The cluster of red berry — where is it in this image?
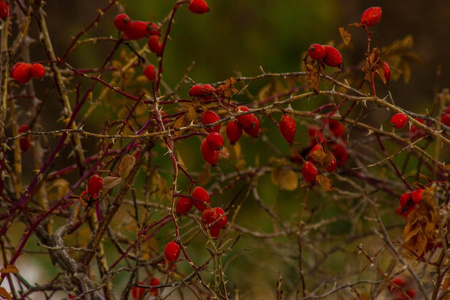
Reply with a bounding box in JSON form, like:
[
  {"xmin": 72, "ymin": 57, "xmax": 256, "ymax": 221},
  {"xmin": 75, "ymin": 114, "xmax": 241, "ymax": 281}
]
[
  {"xmin": 79, "ymin": 175, "xmax": 103, "ymax": 207},
  {"xmin": 308, "ymin": 44, "xmax": 343, "ymax": 69},
  {"xmin": 0, "ymin": 0, "xmax": 7, "ymax": 19},
  {"xmin": 114, "ymin": 14, "xmax": 161, "ymax": 41},
  {"xmin": 388, "ymin": 276, "xmax": 417, "ymax": 300},
  {"xmin": 396, "ymin": 188, "xmax": 424, "ymax": 218},
  {"xmin": 10, "ymin": 62, "xmax": 45, "ymax": 84}
]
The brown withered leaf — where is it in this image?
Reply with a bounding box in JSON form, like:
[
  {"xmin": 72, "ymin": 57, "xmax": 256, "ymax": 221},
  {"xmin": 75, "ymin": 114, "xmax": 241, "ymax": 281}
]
[
  {"xmin": 441, "ymin": 276, "xmax": 450, "ymax": 300},
  {"xmin": 103, "ymin": 176, "xmax": 123, "ymax": 192},
  {"xmin": 339, "ymin": 27, "xmax": 351, "ymax": 45},
  {"xmin": 271, "ymin": 167, "xmax": 298, "ymax": 191},
  {"xmin": 362, "ymin": 48, "xmax": 381, "ymax": 82},
  {"xmin": 0, "ymin": 287, "xmax": 11, "ymax": 300},
  {"xmin": 375, "ymin": 63, "xmax": 387, "ymax": 84},
  {"xmin": 0, "ymin": 264, "xmax": 19, "ymax": 274},
  {"xmin": 217, "ymin": 77, "xmax": 239, "ymax": 99},
  {"xmin": 316, "ymin": 174, "xmax": 334, "ymax": 192},
  {"xmin": 119, "ymin": 155, "xmax": 136, "ymax": 178},
  {"xmin": 47, "ymin": 178, "xmax": 70, "ymax": 201},
  {"xmin": 306, "ymin": 63, "xmax": 320, "ymax": 93},
  {"xmin": 403, "ymin": 187, "xmax": 438, "ymax": 259},
  {"xmin": 173, "ymin": 105, "xmax": 197, "ymax": 136},
  {"xmin": 309, "ymin": 149, "xmax": 335, "ymax": 171}
]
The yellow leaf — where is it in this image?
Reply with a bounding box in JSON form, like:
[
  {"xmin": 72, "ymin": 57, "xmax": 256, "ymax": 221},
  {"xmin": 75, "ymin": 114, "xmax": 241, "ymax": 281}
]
[
  {"xmin": 310, "ymin": 149, "xmax": 335, "ymax": 171},
  {"xmin": 339, "ymin": 27, "xmax": 351, "ymax": 45},
  {"xmin": 103, "ymin": 176, "xmax": 122, "ymax": 192},
  {"xmin": 119, "ymin": 155, "xmax": 136, "ymax": 178},
  {"xmin": 271, "ymin": 167, "xmax": 298, "ymax": 191},
  {"xmin": 0, "ymin": 264, "xmax": 19, "ymax": 274},
  {"xmin": 316, "ymin": 174, "xmax": 334, "ymax": 192},
  {"xmin": 306, "ymin": 63, "xmax": 320, "ymax": 93},
  {"xmin": 47, "ymin": 178, "xmax": 70, "ymax": 201}
]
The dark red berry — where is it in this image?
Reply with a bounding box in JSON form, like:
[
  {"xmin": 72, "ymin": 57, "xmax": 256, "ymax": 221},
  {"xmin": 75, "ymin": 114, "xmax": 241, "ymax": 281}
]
[
  {"xmin": 399, "ymin": 192, "xmax": 411, "ymax": 208},
  {"xmin": 202, "ymin": 207, "xmax": 227, "ymax": 239},
  {"xmin": 308, "ymin": 43, "xmax": 326, "ymax": 60},
  {"xmin": 88, "ymin": 175, "xmax": 103, "ymax": 196},
  {"xmin": 391, "ymin": 113, "xmax": 407, "ymax": 129},
  {"xmin": 202, "ymin": 110, "xmax": 221, "ymax": 133},
  {"xmin": 176, "ymin": 197, "xmax": 193, "ymax": 215},
  {"xmin": 326, "ymin": 157, "xmax": 337, "ymax": 172},
  {"xmin": 148, "ymin": 277, "xmax": 159, "ymax": 296},
  {"xmin": 147, "ymin": 35, "xmax": 163, "ymax": 55},
  {"xmin": 114, "ymin": 14, "xmax": 130, "ymax": 31},
  {"xmin": 13, "ymin": 63, "xmax": 32, "ymax": 84},
  {"xmin": 323, "ymin": 45, "xmax": 343, "ymax": 68},
  {"xmin": 146, "ymin": 22, "xmax": 161, "ymax": 36},
  {"xmin": 188, "ymin": 0, "xmax": 210, "ymax": 14},
  {"xmin": 243, "ymin": 117, "xmax": 260, "ymax": 138},
  {"xmin": 164, "ymin": 241, "xmax": 180, "ymax": 262},
  {"xmin": 0, "ymin": 1, "xmax": 8, "ymax": 19},
  {"xmin": 206, "ymin": 132, "xmax": 224, "ymax": 150},
  {"xmin": 382, "ymin": 62, "xmax": 391, "ymax": 82},
  {"xmin": 143, "ymin": 64, "xmax": 156, "ymax": 81},
  {"xmin": 330, "ymin": 143, "xmax": 348, "ymax": 166},
  {"xmin": 202, "ymin": 84, "xmax": 215, "ymax": 96},
  {"xmin": 226, "ymin": 121, "xmax": 243, "ymax": 145},
  {"xmin": 302, "ymin": 161, "xmax": 318, "ymax": 183},
  {"xmin": 189, "ymin": 84, "xmax": 204, "ymax": 97},
  {"xmin": 236, "ymin": 106, "xmax": 257, "ymax": 128},
  {"xmin": 279, "ymin": 114, "xmax": 296, "ymax": 144},
  {"xmin": 411, "ymin": 189, "xmax": 424, "ymax": 204},
  {"xmin": 389, "ymin": 276, "xmax": 407, "ymax": 293},
  {"xmin": 327, "ymin": 119, "xmax": 345, "ymax": 137},
  {"xmin": 441, "ymin": 113, "xmax": 450, "ymax": 127},
  {"xmin": 192, "ymin": 186, "xmax": 210, "ymax": 212},
  {"xmin": 410, "ymin": 118, "xmax": 425, "ymax": 134},
  {"xmin": 131, "ymin": 282, "xmax": 145, "ymax": 299},
  {"xmin": 30, "ymin": 63, "xmax": 45, "ymax": 79},
  {"xmin": 10, "ymin": 62, "xmax": 24, "ymax": 78},
  {"xmin": 201, "ymin": 138, "xmax": 219, "ymax": 166},
  {"xmin": 406, "ymin": 288, "xmax": 417, "ymax": 299},
  {"xmin": 122, "ymin": 21, "xmax": 149, "ymax": 40},
  {"xmin": 360, "ymin": 7, "xmax": 382, "ymax": 27}
]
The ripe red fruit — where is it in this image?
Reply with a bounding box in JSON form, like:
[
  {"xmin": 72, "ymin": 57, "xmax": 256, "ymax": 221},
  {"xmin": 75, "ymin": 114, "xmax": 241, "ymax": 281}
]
[
  {"xmin": 88, "ymin": 175, "xmax": 103, "ymax": 197},
  {"xmin": 0, "ymin": 1, "xmax": 8, "ymax": 19},
  {"xmin": 143, "ymin": 64, "xmax": 156, "ymax": 82},
  {"xmin": 382, "ymin": 62, "xmax": 391, "ymax": 82},
  {"xmin": 164, "ymin": 241, "xmax": 180, "ymax": 262},
  {"xmin": 327, "ymin": 119, "xmax": 345, "ymax": 137},
  {"xmin": 10, "ymin": 63, "xmax": 24, "ymax": 78},
  {"xmin": 202, "ymin": 207, "xmax": 227, "ymax": 239},
  {"xmin": 206, "ymin": 132, "xmax": 224, "ymax": 150},
  {"xmin": 30, "ymin": 63, "xmax": 45, "ymax": 79},
  {"xmin": 236, "ymin": 106, "xmax": 257, "ymax": 129},
  {"xmin": 202, "ymin": 84, "xmax": 215, "ymax": 96},
  {"xmin": 226, "ymin": 121, "xmax": 243, "ymax": 145},
  {"xmin": 391, "ymin": 113, "xmax": 407, "ymax": 129},
  {"xmin": 192, "ymin": 186, "xmax": 210, "ymax": 212},
  {"xmin": 114, "ymin": 14, "xmax": 130, "ymax": 31},
  {"xmin": 201, "ymin": 138, "xmax": 219, "ymax": 166},
  {"xmin": 131, "ymin": 282, "xmax": 146, "ymax": 299},
  {"xmin": 18, "ymin": 125, "xmax": 31, "ymax": 153},
  {"xmin": 146, "ymin": 23, "xmax": 161, "ymax": 36},
  {"xmin": 406, "ymin": 288, "xmax": 417, "ymax": 298},
  {"xmin": 360, "ymin": 7, "xmax": 382, "ymax": 27},
  {"xmin": 122, "ymin": 21, "xmax": 149, "ymax": 40},
  {"xmin": 176, "ymin": 197, "xmax": 193, "ymax": 215},
  {"xmin": 18, "ymin": 125, "xmax": 29, "ymax": 134},
  {"xmin": 147, "ymin": 35, "xmax": 163, "ymax": 55},
  {"xmin": 188, "ymin": 0, "xmax": 210, "ymax": 14},
  {"xmin": 389, "ymin": 276, "xmax": 407, "ymax": 293},
  {"xmin": 326, "ymin": 157, "xmax": 337, "ymax": 172},
  {"xmin": 302, "ymin": 161, "xmax": 318, "ymax": 183},
  {"xmin": 411, "ymin": 189, "xmax": 424, "ymax": 204},
  {"xmin": 243, "ymin": 117, "xmax": 260, "ymax": 138},
  {"xmin": 189, "ymin": 84, "xmax": 204, "ymax": 97},
  {"xmin": 279, "ymin": 114, "xmax": 296, "ymax": 144},
  {"xmin": 441, "ymin": 113, "xmax": 450, "ymax": 127},
  {"xmin": 323, "ymin": 45, "xmax": 343, "ymax": 68},
  {"xmin": 13, "ymin": 63, "xmax": 32, "ymax": 84},
  {"xmin": 148, "ymin": 277, "xmax": 159, "ymax": 296},
  {"xmin": 330, "ymin": 143, "xmax": 348, "ymax": 166},
  {"xmin": 202, "ymin": 110, "xmax": 221, "ymax": 133},
  {"xmin": 308, "ymin": 43, "xmax": 326, "ymax": 60},
  {"xmin": 399, "ymin": 192, "xmax": 411, "ymax": 208},
  {"xmin": 409, "ymin": 118, "xmax": 425, "ymax": 135}
]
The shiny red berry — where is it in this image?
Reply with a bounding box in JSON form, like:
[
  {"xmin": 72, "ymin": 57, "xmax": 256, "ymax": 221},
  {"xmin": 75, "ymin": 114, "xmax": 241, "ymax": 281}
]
[
  {"xmin": 88, "ymin": 175, "xmax": 103, "ymax": 196},
  {"xmin": 202, "ymin": 84, "xmax": 215, "ymax": 96},
  {"xmin": 279, "ymin": 114, "xmax": 296, "ymax": 144},
  {"xmin": 147, "ymin": 35, "xmax": 163, "ymax": 55},
  {"xmin": 164, "ymin": 241, "xmax": 180, "ymax": 262},
  {"xmin": 330, "ymin": 143, "xmax": 348, "ymax": 166},
  {"xmin": 399, "ymin": 192, "xmax": 411, "ymax": 208},
  {"xmin": 0, "ymin": 1, "xmax": 8, "ymax": 19},
  {"xmin": 188, "ymin": 0, "xmax": 210, "ymax": 14},
  {"xmin": 441, "ymin": 113, "xmax": 450, "ymax": 127},
  {"xmin": 206, "ymin": 132, "xmax": 224, "ymax": 150},
  {"xmin": 143, "ymin": 64, "xmax": 156, "ymax": 81},
  {"xmin": 131, "ymin": 282, "xmax": 145, "ymax": 299},
  {"xmin": 323, "ymin": 45, "xmax": 343, "ymax": 68},
  {"xmin": 391, "ymin": 113, "xmax": 407, "ymax": 129},
  {"xmin": 146, "ymin": 23, "xmax": 161, "ymax": 36},
  {"xmin": 308, "ymin": 43, "xmax": 326, "ymax": 60},
  {"xmin": 10, "ymin": 62, "xmax": 24, "ymax": 78},
  {"xmin": 201, "ymin": 138, "xmax": 219, "ymax": 166},
  {"xmin": 327, "ymin": 119, "xmax": 345, "ymax": 137},
  {"xmin": 326, "ymin": 157, "xmax": 337, "ymax": 172},
  {"xmin": 13, "ymin": 63, "xmax": 32, "ymax": 84},
  {"xmin": 30, "ymin": 63, "xmax": 45, "ymax": 79},
  {"xmin": 243, "ymin": 117, "xmax": 260, "ymax": 138},
  {"xmin": 202, "ymin": 207, "xmax": 227, "ymax": 239},
  {"xmin": 176, "ymin": 197, "xmax": 193, "ymax": 215},
  {"xmin": 122, "ymin": 21, "xmax": 148, "ymax": 40},
  {"xmin": 360, "ymin": 7, "xmax": 382, "ymax": 27},
  {"xmin": 382, "ymin": 62, "xmax": 391, "ymax": 82},
  {"xmin": 226, "ymin": 121, "xmax": 243, "ymax": 145},
  {"xmin": 236, "ymin": 106, "xmax": 257, "ymax": 128},
  {"xmin": 302, "ymin": 161, "xmax": 318, "ymax": 183},
  {"xmin": 192, "ymin": 186, "xmax": 210, "ymax": 212},
  {"xmin": 202, "ymin": 110, "xmax": 221, "ymax": 133},
  {"xmin": 189, "ymin": 84, "xmax": 204, "ymax": 97},
  {"xmin": 114, "ymin": 14, "xmax": 130, "ymax": 31},
  {"xmin": 411, "ymin": 189, "xmax": 424, "ymax": 204}
]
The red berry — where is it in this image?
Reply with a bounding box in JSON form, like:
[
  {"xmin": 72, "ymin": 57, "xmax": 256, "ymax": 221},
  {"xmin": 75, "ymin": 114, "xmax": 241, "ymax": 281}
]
[
  {"xmin": 202, "ymin": 207, "xmax": 227, "ymax": 239},
  {"xmin": 147, "ymin": 35, "xmax": 163, "ymax": 55},
  {"xmin": 131, "ymin": 282, "xmax": 145, "ymax": 299},
  {"xmin": 202, "ymin": 84, "xmax": 215, "ymax": 96},
  {"xmin": 143, "ymin": 64, "xmax": 156, "ymax": 82},
  {"xmin": 176, "ymin": 197, "xmax": 193, "ymax": 215},
  {"xmin": 10, "ymin": 62, "xmax": 24, "ymax": 78},
  {"xmin": 202, "ymin": 110, "xmax": 221, "ymax": 133},
  {"xmin": 201, "ymin": 138, "xmax": 219, "ymax": 166},
  {"xmin": 410, "ymin": 118, "xmax": 425, "ymax": 134},
  {"xmin": 192, "ymin": 186, "xmax": 210, "ymax": 212},
  {"xmin": 389, "ymin": 276, "xmax": 407, "ymax": 293},
  {"xmin": 148, "ymin": 277, "xmax": 159, "ymax": 296},
  {"xmin": 13, "ymin": 63, "xmax": 32, "ymax": 84},
  {"xmin": 164, "ymin": 241, "xmax": 180, "ymax": 262},
  {"xmin": 279, "ymin": 114, "xmax": 296, "ymax": 144},
  {"xmin": 114, "ymin": 14, "xmax": 130, "ymax": 31},
  {"xmin": 189, "ymin": 84, "xmax": 204, "ymax": 97},
  {"xmin": 360, "ymin": 7, "xmax": 382, "ymax": 27},
  {"xmin": 406, "ymin": 288, "xmax": 417, "ymax": 298},
  {"xmin": 88, "ymin": 175, "xmax": 103, "ymax": 196},
  {"xmin": 411, "ymin": 189, "xmax": 423, "ymax": 204},
  {"xmin": 382, "ymin": 62, "xmax": 391, "ymax": 82},
  {"xmin": 391, "ymin": 113, "xmax": 407, "ymax": 129},
  {"xmin": 146, "ymin": 22, "xmax": 161, "ymax": 36},
  {"xmin": 122, "ymin": 21, "xmax": 149, "ymax": 40},
  {"xmin": 308, "ymin": 43, "xmax": 326, "ymax": 60},
  {"xmin": 330, "ymin": 143, "xmax": 348, "ymax": 166},
  {"xmin": 188, "ymin": 0, "xmax": 210, "ymax": 14},
  {"xmin": 18, "ymin": 125, "xmax": 29, "ymax": 134},
  {"xmin": 236, "ymin": 106, "xmax": 257, "ymax": 128},
  {"xmin": 399, "ymin": 192, "xmax": 411, "ymax": 208},
  {"xmin": 30, "ymin": 63, "xmax": 45, "ymax": 79},
  {"xmin": 302, "ymin": 161, "xmax": 318, "ymax": 183},
  {"xmin": 0, "ymin": 1, "xmax": 8, "ymax": 19},
  {"xmin": 206, "ymin": 132, "xmax": 224, "ymax": 150},
  {"xmin": 326, "ymin": 157, "xmax": 337, "ymax": 172},
  {"xmin": 441, "ymin": 113, "xmax": 450, "ymax": 127},
  {"xmin": 19, "ymin": 137, "xmax": 31, "ymax": 153},
  {"xmin": 226, "ymin": 121, "xmax": 243, "ymax": 145},
  {"xmin": 243, "ymin": 116, "xmax": 260, "ymax": 138},
  {"xmin": 327, "ymin": 119, "xmax": 345, "ymax": 137},
  {"xmin": 323, "ymin": 45, "xmax": 343, "ymax": 68}
]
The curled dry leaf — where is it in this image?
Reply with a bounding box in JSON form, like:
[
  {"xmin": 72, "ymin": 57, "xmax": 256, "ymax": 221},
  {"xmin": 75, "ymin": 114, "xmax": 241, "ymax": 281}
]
[
  {"xmin": 271, "ymin": 167, "xmax": 298, "ymax": 191},
  {"xmin": 102, "ymin": 176, "xmax": 123, "ymax": 192},
  {"xmin": 119, "ymin": 155, "xmax": 136, "ymax": 178},
  {"xmin": 0, "ymin": 264, "xmax": 19, "ymax": 274},
  {"xmin": 309, "ymin": 148, "xmax": 335, "ymax": 171},
  {"xmin": 315, "ymin": 174, "xmax": 334, "ymax": 192},
  {"xmin": 339, "ymin": 27, "xmax": 351, "ymax": 45},
  {"xmin": 173, "ymin": 105, "xmax": 197, "ymax": 136},
  {"xmin": 306, "ymin": 62, "xmax": 320, "ymax": 93}
]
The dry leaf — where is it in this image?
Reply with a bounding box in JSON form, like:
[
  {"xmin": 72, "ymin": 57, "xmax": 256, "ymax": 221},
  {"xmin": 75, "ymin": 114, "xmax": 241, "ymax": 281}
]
[
  {"xmin": 316, "ymin": 174, "xmax": 334, "ymax": 192},
  {"xmin": 306, "ymin": 63, "xmax": 320, "ymax": 93},
  {"xmin": 119, "ymin": 155, "xmax": 136, "ymax": 178},
  {"xmin": 0, "ymin": 287, "xmax": 11, "ymax": 300},
  {"xmin": 0, "ymin": 264, "xmax": 18, "ymax": 274},
  {"xmin": 173, "ymin": 105, "xmax": 197, "ymax": 136},
  {"xmin": 271, "ymin": 167, "xmax": 298, "ymax": 191},
  {"xmin": 103, "ymin": 176, "xmax": 123, "ymax": 192},
  {"xmin": 339, "ymin": 27, "xmax": 351, "ymax": 45},
  {"xmin": 310, "ymin": 149, "xmax": 335, "ymax": 171},
  {"xmin": 47, "ymin": 178, "xmax": 70, "ymax": 201}
]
